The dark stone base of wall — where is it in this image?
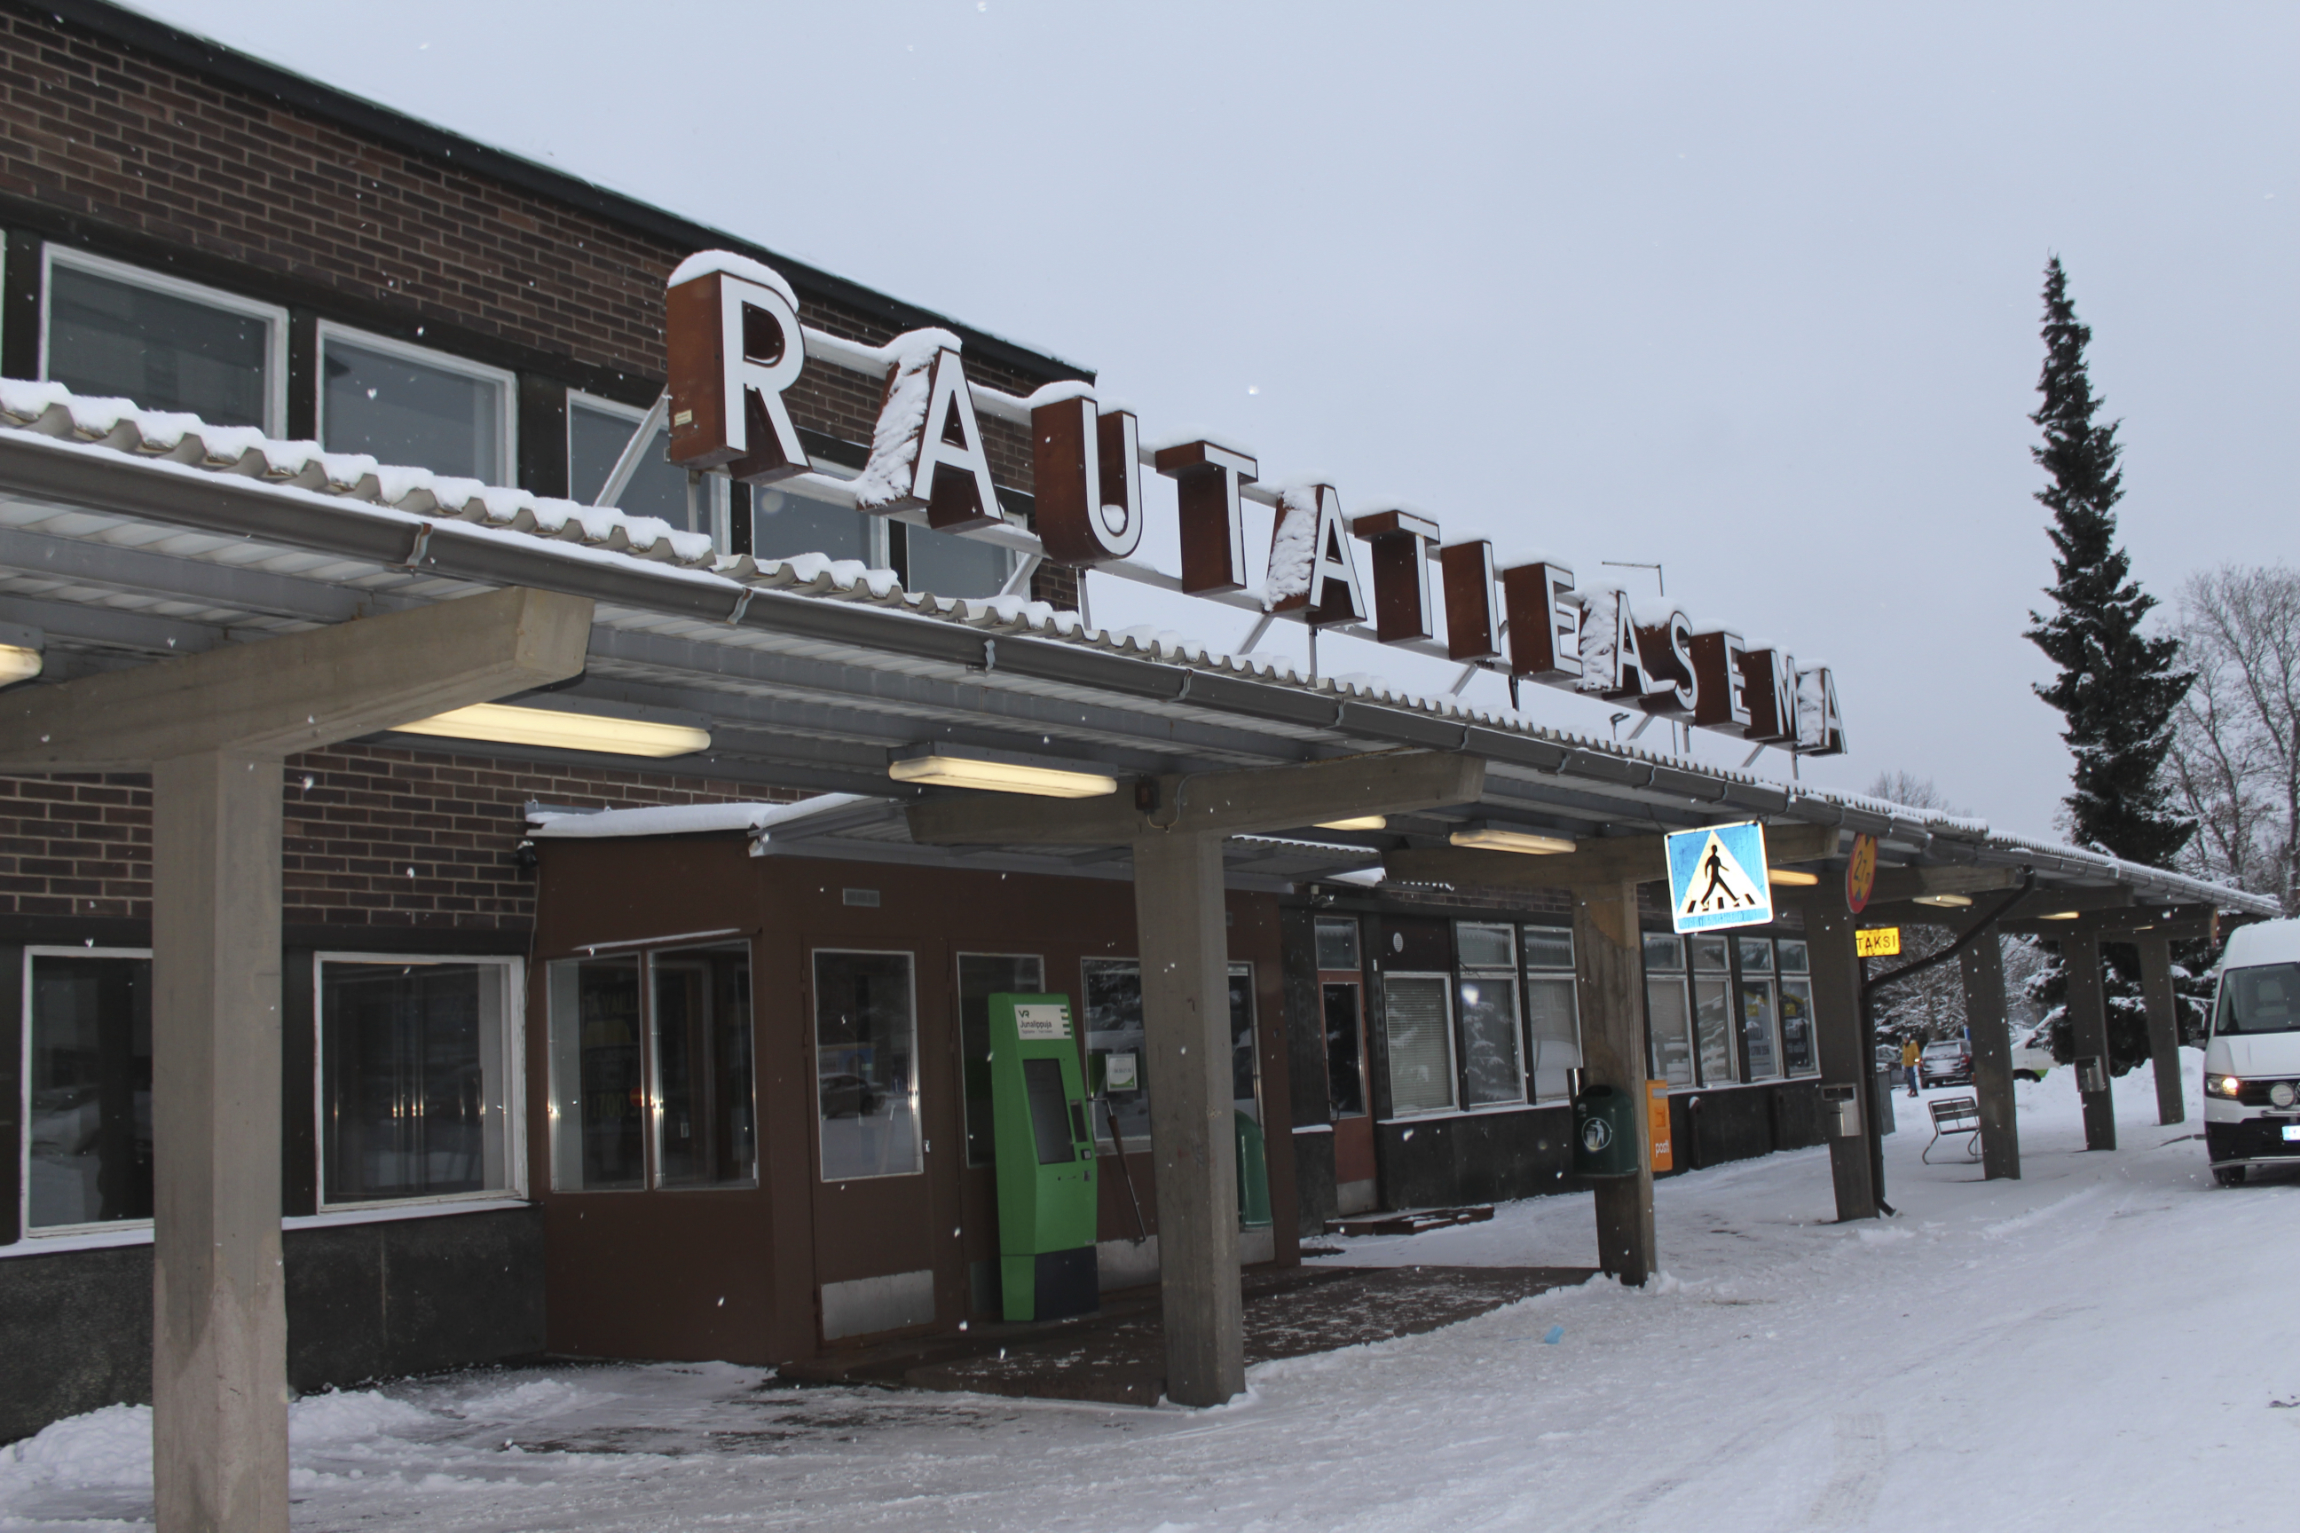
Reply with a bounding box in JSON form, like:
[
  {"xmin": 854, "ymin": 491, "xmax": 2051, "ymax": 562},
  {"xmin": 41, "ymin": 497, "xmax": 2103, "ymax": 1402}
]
[
  {"xmin": 1669, "ymin": 1079, "xmax": 1824, "ymax": 1173},
  {"xmin": 0, "ymin": 1206, "xmax": 544, "ymax": 1445},
  {"xmin": 1374, "ymin": 1103, "xmax": 1585, "ymax": 1211},
  {"xmin": 1361, "ymin": 1081, "xmax": 1828, "ymax": 1219}
]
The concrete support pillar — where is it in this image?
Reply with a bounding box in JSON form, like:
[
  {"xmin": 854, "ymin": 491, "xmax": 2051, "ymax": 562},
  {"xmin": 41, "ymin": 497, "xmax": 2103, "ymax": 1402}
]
[
  {"xmin": 2064, "ymin": 934, "xmax": 2116, "ymax": 1151},
  {"xmin": 151, "ymin": 750, "xmax": 288, "ymax": 1533},
  {"xmin": 1572, "ymin": 879, "xmax": 1654, "ymax": 1284},
  {"xmin": 1960, "ymin": 933, "xmax": 2021, "ymax": 1180},
  {"xmin": 2135, "ymin": 934, "xmax": 2184, "ymax": 1126},
  {"xmin": 1132, "ymin": 830, "xmax": 1243, "ymax": 1406},
  {"xmin": 1802, "ymin": 899, "xmax": 1878, "ymax": 1219}
]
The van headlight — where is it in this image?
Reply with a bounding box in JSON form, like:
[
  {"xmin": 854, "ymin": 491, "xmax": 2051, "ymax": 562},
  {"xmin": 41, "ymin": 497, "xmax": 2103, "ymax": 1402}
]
[{"xmin": 2210, "ymin": 1075, "xmax": 2243, "ymax": 1098}]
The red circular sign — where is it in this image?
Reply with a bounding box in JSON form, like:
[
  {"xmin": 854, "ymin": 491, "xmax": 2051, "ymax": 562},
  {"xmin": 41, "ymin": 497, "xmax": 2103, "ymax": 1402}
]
[{"xmin": 1846, "ymin": 833, "xmax": 1878, "ymax": 914}]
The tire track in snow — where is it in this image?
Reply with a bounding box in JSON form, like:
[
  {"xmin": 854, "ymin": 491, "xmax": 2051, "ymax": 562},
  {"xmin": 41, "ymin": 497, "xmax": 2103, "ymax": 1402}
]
[
  {"xmin": 1979, "ymin": 1184, "xmax": 2104, "ymax": 1239},
  {"xmin": 1801, "ymin": 1413, "xmax": 1886, "ymax": 1527}
]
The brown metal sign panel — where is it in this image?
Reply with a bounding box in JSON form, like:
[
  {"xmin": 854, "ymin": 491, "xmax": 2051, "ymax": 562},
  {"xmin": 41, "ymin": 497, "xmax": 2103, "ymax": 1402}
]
[
  {"xmin": 1350, "ymin": 510, "xmax": 1440, "ymax": 644},
  {"xmin": 1154, "ymin": 440, "xmax": 1259, "ymax": 595},
  {"xmin": 665, "ymin": 268, "xmax": 810, "ymax": 484},
  {"xmin": 1439, "ymin": 539, "xmax": 1502, "ymax": 662},
  {"xmin": 1030, "ymin": 392, "xmax": 1144, "ymax": 566}
]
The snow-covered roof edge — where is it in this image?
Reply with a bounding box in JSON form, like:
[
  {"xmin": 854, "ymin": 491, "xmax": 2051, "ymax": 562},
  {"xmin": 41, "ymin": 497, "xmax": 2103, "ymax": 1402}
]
[{"xmin": 0, "ymin": 379, "xmax": 2270, "ymax": 916}]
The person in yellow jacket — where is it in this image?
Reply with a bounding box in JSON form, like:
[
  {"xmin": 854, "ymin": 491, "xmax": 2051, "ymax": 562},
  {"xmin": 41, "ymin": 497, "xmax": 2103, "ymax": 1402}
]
[{"xmin": 1900, "ymin": 1036, "xmax": 1922, "ymax": 1097}]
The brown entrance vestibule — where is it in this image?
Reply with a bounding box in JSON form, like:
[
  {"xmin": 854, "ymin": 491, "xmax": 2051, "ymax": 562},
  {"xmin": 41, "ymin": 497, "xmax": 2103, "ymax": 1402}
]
[{"xmin": 528, "ymin": 828, "xmax": 1298, "ymax": 1369}]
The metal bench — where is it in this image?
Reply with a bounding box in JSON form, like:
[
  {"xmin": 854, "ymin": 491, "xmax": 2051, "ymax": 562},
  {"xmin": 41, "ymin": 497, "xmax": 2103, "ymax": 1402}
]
[{"xmin": 1923, "ymin": 1094, "xmax": 1983, "ymax": 1164}]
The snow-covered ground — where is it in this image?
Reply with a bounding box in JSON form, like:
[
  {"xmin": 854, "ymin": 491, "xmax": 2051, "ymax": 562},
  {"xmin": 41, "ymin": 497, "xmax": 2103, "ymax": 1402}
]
[{"xmin": 6, "ymin": 1066, "xmax": 2296, "ymax": 1532}]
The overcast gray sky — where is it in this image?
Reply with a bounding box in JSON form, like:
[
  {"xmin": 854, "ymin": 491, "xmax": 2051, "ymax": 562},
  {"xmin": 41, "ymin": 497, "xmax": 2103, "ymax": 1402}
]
[{"xmin": 136, "ymin": 0, "xmax": 2300, "ymax": 840}]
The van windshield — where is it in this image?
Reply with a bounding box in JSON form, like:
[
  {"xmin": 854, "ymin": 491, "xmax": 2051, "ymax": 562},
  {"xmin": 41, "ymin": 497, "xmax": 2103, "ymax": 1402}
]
[{"xmin": 2214, "ymin": 963, "xmax": 2300, "ymax": 1034}]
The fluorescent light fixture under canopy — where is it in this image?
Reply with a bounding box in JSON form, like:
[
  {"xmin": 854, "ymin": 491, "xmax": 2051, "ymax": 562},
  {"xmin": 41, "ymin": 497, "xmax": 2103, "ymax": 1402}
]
[
  {"xmin": 1449, "ymin": 824, "xmax": 1576, "ymax": 856},
  {"xmin": 1912, "ymin": 893, "xmax": 1974, "ymax": 908},
  {"xmin": 888, "ymin": 747, "xmax": 1117, "ymax": 799},
  {"xmin": 0, "ymin": 621, "xmax": 43, "ymax": 686},
  {"xmin": 1316, "ymin": 815, "xmax": 1388, "ymax": 831},
  {"xmin": 393, "ymin": 703, "xmax": 711, "ymax": 758},
  {"xmin": 1767, "ymin": 869, "xmax": 1819, "ymax": 887}
]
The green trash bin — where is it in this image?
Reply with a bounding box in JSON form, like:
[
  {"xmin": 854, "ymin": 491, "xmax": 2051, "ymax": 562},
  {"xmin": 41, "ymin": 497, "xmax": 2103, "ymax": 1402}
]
[
  {"xmin": 1235, "ymin": 1111, "xmax": 1272, "ymax": 1230},
  {"xmin": 1572, "ymin": 1084, "xmax": 1639, "ymax": 1177}
]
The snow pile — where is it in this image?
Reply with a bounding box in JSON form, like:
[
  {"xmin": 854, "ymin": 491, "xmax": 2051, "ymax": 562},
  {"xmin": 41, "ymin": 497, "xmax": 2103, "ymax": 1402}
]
[
  {"xmin": 663, "ymin": 250, "xmax": 796, "ymax": 306},
  {"xmin": 1260, "ymin": 484, "xmax": 1319, "ymax": 610},
  {"xmin": 851, "ymin": 328, "xmax": 962, "ymax": 514},
  {"xmin": 7, "ymin": 1063, "xmax": 2292, "ymax": 1532}
]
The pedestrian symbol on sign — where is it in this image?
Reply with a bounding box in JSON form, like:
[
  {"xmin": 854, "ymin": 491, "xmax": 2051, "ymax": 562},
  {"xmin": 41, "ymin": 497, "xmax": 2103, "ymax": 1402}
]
[{"xmin": 1665, "ymin": 821, "xmax": 1775, "ymax": 934}]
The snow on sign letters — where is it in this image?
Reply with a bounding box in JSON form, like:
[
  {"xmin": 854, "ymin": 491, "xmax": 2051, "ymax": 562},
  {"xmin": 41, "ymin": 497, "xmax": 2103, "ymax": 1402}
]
[
  {"xmin": 660, "ymin": 254, "xmax": 1850, "ymax": 756},
  {"xmin": 1666, "ymin": 822, "xmax": 1773, "ymax": 933},
  {"xmin": 1013, "ymin": 1003, "xmax": 1071, "ymax": 1041}
]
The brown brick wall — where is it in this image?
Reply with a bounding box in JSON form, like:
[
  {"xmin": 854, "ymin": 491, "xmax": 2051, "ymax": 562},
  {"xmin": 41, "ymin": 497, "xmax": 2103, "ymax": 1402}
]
[
  {"xmin": 0, "ymin": 6, "xmax": 1037, "ymax": 484},
  {"xmin": 0, "ymin": 745, "xmax": 795, "ymax": 932}
]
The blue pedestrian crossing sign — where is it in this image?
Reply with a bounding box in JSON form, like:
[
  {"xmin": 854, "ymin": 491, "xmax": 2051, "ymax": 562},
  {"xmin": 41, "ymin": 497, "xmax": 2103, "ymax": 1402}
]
[{"xmin": 1666, "ymin": 821, "xmax": 1773, "ymax": 933}]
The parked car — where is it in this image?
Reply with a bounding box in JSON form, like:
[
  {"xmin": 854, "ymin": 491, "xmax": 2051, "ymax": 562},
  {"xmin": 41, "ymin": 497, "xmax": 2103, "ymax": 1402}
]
[
  {"xmin": 1874, "ymin": 1042, "xmax": 1902, "ymax": 1072},
  {"xmin": 1919, "ymin": 1038, "xmax": 1973, "ymax": 1088},
  {"xmin": 2011, "ymin": 1025, "xmax": 2055, "ymax": 1082}
]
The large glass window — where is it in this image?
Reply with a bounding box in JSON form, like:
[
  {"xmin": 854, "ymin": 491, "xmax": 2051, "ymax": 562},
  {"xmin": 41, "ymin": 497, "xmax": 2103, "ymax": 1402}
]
[
  {"xmin": 569, "ymin": 392, "xmax": 692, "ymax": 529},
  {"xmin": 1691, "ymin": 936, "xmax": 1735, "ymax": 1085},
  {"xmin": 24, "ymin": 950, "xmax": 152, "ymax": 1232},
  {"xmin": 904, "ymin": 523, "xmax": 1012, "ymax": 598},
  {"xmin": 1644, "ymin": 933, "xmax": 1694, "ymax": 1088},
  {"xmin": 319, "ymin": 956, "xmax": 520, "ymax": 1207},
  {"xmin": 1077, "ymin": 958, "xmax": 1259, "ymax": 1144},
  {"xmin": 1738, "ymin": 936, "xmax": 1781, "ymax": 1081},
  {"xmin": 1383, "ymin": 972, "xmax": 1456, "ymax": 1116},
  {"xmin": 1523, "ymin": 924, "xmax": 1580, "ymax": 1103},
  {"xmin": 548, "ymin": 942, "xmax": 755, "ymax": 1191},
  {"xmin": 1229, "ymin": 963, "xmax": 1262, "ymax": 1123},
  {"xmin": 1316, "ymin": 917, "xmax": 1366, "ymax": 1119},
  {"xmin": 1777, "ymin": 940, "xmax": 1818, "ymax": 1077},
  {"xmin": 959, "ymin": 953, "xmax": 1045, "ymax": 1166},
  {"xmin": 754, "ymin": 482, "xmax": 876, "ymax": 565},
  {"xmin": 320, "ymin": 324, "xmax": 513, "ymax": 483},
  {"xmin": 548, "ymin": 955, "xmax": 645, "ymax": 1190},
  {"xmin": 650, "ymin": 945, "xmax": 756, "ymax": 1187},
  {"xmin": 1083, "ymin": 957, "xmax": 1148, "ymax": 1148},
  {"xmin": 813, "ymin": 950, "xmax": 920, "ymax": 1180},
  {"xmin": 1455, "ymin": 922, "xmax": 1525, "ymax": 1108},
  {"xmin": 43, "ymin": 249, "xmax": 284, "ymax": 431}
]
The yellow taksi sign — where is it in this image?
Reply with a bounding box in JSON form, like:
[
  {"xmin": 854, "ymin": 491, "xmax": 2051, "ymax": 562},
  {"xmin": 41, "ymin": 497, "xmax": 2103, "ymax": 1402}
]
[{"xmin": 1855, "ymin": 927, "xmax": 1901, "ymax": 958}]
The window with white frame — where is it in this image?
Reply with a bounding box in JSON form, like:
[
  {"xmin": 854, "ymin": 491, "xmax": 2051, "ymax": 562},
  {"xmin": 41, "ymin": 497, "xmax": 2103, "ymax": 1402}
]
[
  {"xmin": 1643, "ymin": 932, "xmax": 1695, "ymax": 1088},
  {"xmin": 1522, "ymin": 924, "xmax": 1581, "ymax": 1103},
  {"xmin": 753, "ymin": 481, "xmax": 878, "ymax": 567},
  {"xmin": 22, "ymin": 948, "xmax": 152, "ymax": 1234},
  {"xmin": 1738, "ymin": 935, "xmax": 1782, "ymax": 1080},
  {"xmin": 319, "ymin": 323, "xmax": 514, "ymax": 484},
  {"xmin": 1690, "ymin": 935, "xmax": 1735, "ymax": 1084},
  {"xmin": 1777, "ymin": 939, "xmax": 1818, "ymax": 1076},
  {"xmin": 42, "ymin": 247, "xmax": 286, "ymax": 432},
  {"xmin": 1454, "ymin": 923, "xmax": 1526, "ymax": 1108},
  {"xmin": 903, "ymin": 521, "xmax": 1013, "ymax": 598},
  {"xmin": 567, "ymin": 391, "xmax": 695, "ymax": 531},
  {"xmin": 547, "ymin": 941, "xmax": 756, "ymax": 1191},
  {"xmin": 1383, "ymin": 971, "xmax": 1456, "ymax": 1116},
  {"xmin": 317, "ymin": 955, "xmax": 523, "ymax": 1208}
]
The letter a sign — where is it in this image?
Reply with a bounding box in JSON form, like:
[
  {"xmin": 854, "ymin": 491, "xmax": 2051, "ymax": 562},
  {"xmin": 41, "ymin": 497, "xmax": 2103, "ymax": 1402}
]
[{"xmin": 1666, "ymin": 821, "xmax": 1773, "ymax": 934}]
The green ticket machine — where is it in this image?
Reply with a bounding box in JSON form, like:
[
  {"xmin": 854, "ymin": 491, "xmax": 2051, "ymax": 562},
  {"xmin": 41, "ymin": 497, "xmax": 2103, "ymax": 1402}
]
[{"xmin": 988, "ymin": 992, "xmax": 1099, "ymax": 1322}]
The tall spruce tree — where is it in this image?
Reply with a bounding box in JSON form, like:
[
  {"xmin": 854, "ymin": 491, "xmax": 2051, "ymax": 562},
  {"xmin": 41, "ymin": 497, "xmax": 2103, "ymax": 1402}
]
[{"xmin": 2023, "ymin": 257, "xmax": 2197, "ymax": 1070}]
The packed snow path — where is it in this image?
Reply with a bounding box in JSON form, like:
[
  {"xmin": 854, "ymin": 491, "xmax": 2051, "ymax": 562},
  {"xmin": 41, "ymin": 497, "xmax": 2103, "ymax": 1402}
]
[{"xmin": 5, "ymin": 1068, "xmax": 2295, "ymax": 1532}]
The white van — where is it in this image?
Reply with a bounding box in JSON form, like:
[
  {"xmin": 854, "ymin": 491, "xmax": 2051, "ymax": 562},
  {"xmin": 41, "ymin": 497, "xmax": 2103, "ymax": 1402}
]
[{"xmin": 2203, "ymin": 919, "xmax": 2300, "ymax": 1186}]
